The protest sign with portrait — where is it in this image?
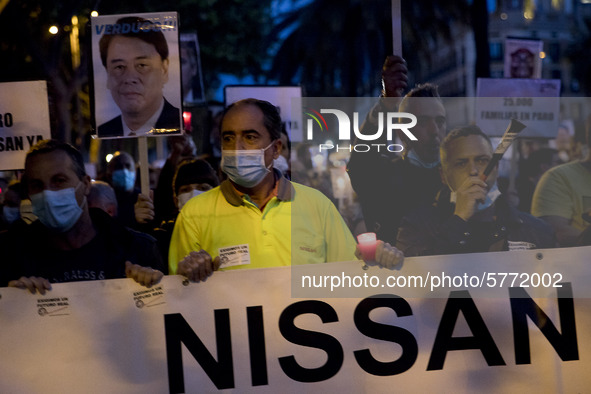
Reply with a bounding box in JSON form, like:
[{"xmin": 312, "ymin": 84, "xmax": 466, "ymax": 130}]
[{"xmin": 90, "ymin": 12, "xmax": 182, "ymax": 139}]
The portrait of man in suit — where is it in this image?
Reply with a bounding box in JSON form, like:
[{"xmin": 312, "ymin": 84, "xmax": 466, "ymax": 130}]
[{"xmin": 96, "ymin": 16, "xmax": 181, "ymax": 138}]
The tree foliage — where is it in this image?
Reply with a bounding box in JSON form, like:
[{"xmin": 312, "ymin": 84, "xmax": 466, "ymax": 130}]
[
  {"xmin": 568, "ymin": 17, "xmax": 591, "ymax": 95},
  {"xmin": 0, "ymin": 0, "xmax": 273, "ymax": 144},
  {"xmin": 267, "ymin": 0, "xmax": 473, "ymax": 96},
  {"xmin": 97, "ymin": 0, "xmax": 273, "ymax": 93}
]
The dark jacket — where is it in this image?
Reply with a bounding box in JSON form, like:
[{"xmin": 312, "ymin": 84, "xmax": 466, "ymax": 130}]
[
  {"xmin": 396, "ymin": 188, "xmax": 557, "ymax": 257},
  {"xmin": 349, "ymin": 154, "xmax": 443, "ymax": 244},
  {"xmin": 115, "ymin": 187, "xmax": 141, "ymax": 229},
  {"xmin": 347, "ymin": 103, "xmax": 444, "ymax": 244},
  {"xmin": 98, "ymin": 98, "xmax": 181, "ymax": 138},
  {"xmin": 3, "ymin": 208, "xmax": 165, "ymax": 285}
]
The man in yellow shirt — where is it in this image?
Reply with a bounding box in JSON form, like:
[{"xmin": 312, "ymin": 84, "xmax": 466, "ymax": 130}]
[{"xmin": 169, "ymin": 98, "xmax": 403, "ymax": 281}]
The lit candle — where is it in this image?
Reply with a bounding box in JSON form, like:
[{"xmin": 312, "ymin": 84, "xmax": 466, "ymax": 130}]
[
  {"xmin": 357, "ymin": 232, "xmax": 377, "ymax": 261},
  {"xmin": 182, "ymin": 111, "xmax": 192, "ymax": 132}
]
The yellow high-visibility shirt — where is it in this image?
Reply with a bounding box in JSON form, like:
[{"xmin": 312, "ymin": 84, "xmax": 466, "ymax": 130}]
[{"xmin": 168, "ymin": 176, "xmax": 358, "ymax": 274}]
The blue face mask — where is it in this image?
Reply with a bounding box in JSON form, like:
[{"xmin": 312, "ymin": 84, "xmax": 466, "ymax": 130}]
[
  {"xmin": 475, "ymin": 182, "xmax": 501, "ymax": 212},
  {"xmin": 31, "ymin": 183, "xmax": 85, "ymax": 233},
  {"xmin": 112, "ymin": 169, "xmax": 136, "ymax": 191},
  {"xmin": 273, "ymin": 155, "xmax": 289, "ymax": 175},
  {"xmin": 450, "ymin": 182, "xmax": 501, "ymax": 212},
  {"xmin": 221, "ymin": 142, "xmax": 274, "ymax": 188},
  {"xmin": 2, "ymin": 206, "xmax": 20, "ymax": 224},
  {"xmin": 406, "ymin": 149, "xmax": 440, "ymax": 169}
]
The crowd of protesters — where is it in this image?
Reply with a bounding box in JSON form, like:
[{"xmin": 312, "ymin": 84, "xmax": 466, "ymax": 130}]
[
  {"xmin": 1, "ymin": 54, "xmax": 590, "ymax": 293},
  {"xmin": 0, "ymin": 96, "xmax": 404, "ymax": 293}
]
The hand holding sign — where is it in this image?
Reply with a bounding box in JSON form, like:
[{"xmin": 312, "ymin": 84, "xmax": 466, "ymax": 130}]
[
  {"xmin": 178, "ymin": 250, "xmax": 221, "ymax": 282},
  {"xmin": 8, "ymin": 276, "xmax": 52, "ymax": 295},
  {"xmin": 134, "ymin": 192, "xmax": 155, "ymax": 224},
  {"xmin": 381, "ymin": 55, "xmax": 408, "ymax": 100},
  {"xmin": 125, "ymin": 261, "xmax": 164, "ymax": 288}
]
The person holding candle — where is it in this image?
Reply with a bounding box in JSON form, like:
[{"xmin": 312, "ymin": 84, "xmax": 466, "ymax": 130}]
[{"xmin": 168, "ymin": 99, "xmax": 404, "ymax": 281}]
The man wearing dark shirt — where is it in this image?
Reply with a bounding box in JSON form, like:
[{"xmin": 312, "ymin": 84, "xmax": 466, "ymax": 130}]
[{"xmin": 6, "ymin": 140, "xmax": 164, "ymax": 293}]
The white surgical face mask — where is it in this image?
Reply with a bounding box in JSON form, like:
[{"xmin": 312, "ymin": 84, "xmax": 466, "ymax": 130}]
[
  {"xmin": 450, "ymin": 182, "xmax": 501, "ymax": 212},
  {"xmin": 177, "ymin": 189, "xmax": 205, "ymax": 210},
  {"xmin": 31, "ymin": 182, "xmax": 85, "ymax": 232},
  {"xmin": 221, "ymin": 142, "xmax": 274, "ymax": 188}
]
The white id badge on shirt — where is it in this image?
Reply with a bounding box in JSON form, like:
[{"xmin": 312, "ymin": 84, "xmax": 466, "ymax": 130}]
[
  {"xmin": 507, "ymin": 241, "xmax": 536, "ymax": 251},
  {"xmin": 218, "ymin": 244, "xmax": 251, "ymax": 268}
]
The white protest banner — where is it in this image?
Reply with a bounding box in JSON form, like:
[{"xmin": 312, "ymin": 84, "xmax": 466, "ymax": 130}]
[
  {"xmin": 224, "ymin": 85, "xmax": 303, "ymax": 142},
  {"xmin": 0, "ymin": 81, "xmax": 50, "ymax": 170},
  {"xmin": 1, "ymin": 247, "xmax": 590, "ymax": 393},
  {"xmin": 475, "ymin": 78, "xmax": 561, "ymax": 138},
  {"xmin": 504, "ymin": 38, "xmax": 543, "ymax": 79},
  {"xmin": 91, "ymin": 12, "xmax": 182, "ymax": 139}
]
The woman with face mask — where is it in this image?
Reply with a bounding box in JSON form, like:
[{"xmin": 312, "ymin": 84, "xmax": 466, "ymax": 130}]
[
  {"xmin": 107, "ymin": 151, "xmax": 139, "ymax": 228},
  {"xmin": 134, "ymin": 159, "xmax": 219, "ymax": 263},
  {"xmin": 172, "ymin": 160, "xmax": 219, "ymax": 211}
]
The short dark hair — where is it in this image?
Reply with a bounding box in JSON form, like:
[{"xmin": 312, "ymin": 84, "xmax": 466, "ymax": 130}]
[
  {"xmin": 522, "ymin": 147, "xmax": 558, "ymax": 178},
  {"xmin": 222, "ymin": 98, "xmax": 282, "ymax": 141},
  {"xmin": 399, "ymin": 83, "xmax": 442, "ymax": 111},
  {"xmin": 99, "ymin": 16, "xmax": 169, "ymax": 67},
  {"xmin": 172, "ymin": 159, "xmax": 219, "ymax": 197},
  {"xmin": 397, "ymin": 83, "xmax": 446, "ymax": 149},
  {"xmin": 25, "ymin": 139, "xmax": 86, "ymax": 180},
  {"xmin": 406, "ymin": 83, "xmax": 441, "ymax": 98},
  {"xmin": 440, "ymin": 124, "xmax": 492, "ymax": 164}
]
